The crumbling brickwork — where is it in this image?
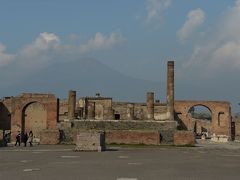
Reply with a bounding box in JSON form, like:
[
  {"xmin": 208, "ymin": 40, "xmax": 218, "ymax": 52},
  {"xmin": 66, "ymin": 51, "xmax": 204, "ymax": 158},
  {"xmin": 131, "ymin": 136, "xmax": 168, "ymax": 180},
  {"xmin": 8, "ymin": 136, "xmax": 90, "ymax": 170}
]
[
  {"xmin": 173, "ymin": 131, "xmax": 195, "ymax": 146},
  {"xmin": 175, "ymin": 101, "xmax": 231, "ymax": 139}
]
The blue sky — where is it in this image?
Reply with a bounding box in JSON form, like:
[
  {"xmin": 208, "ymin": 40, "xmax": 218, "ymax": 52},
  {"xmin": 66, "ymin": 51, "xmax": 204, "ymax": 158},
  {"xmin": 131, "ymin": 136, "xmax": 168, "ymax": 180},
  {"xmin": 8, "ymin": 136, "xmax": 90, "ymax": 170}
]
[{"xmin": 0, "ymin": 0, "xmax": 240, "ymax": 112}]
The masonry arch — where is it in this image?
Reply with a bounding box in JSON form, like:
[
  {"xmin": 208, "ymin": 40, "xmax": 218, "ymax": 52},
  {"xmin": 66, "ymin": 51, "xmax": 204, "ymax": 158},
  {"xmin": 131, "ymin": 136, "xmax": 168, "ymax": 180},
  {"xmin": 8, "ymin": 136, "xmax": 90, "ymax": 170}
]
[
  {"xmin": 187, "ymin": 105, "xmax": 212, "ymax": 137},
  {"xmin": 21, "ymin": 101, "xmax": 47, "ymax": 139},
  {"xmin": 174, "ymin": 100, "xmax": 231, "ymax": 139}
]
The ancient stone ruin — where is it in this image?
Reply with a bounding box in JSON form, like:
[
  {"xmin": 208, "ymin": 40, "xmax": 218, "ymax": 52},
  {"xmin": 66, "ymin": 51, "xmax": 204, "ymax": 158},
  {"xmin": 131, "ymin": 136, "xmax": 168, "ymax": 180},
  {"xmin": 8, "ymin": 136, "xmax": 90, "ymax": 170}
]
[{"xmin": 0, "ymin": 61, "xmax": 236, "ymax": 147}]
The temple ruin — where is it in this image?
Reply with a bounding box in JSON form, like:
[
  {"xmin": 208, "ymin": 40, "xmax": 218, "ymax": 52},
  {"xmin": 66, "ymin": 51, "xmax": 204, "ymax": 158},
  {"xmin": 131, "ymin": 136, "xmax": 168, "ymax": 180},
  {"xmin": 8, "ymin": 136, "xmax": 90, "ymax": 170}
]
[{"xmin": 0, "ymin": 61, "xmax": 236, "ymax": 145}]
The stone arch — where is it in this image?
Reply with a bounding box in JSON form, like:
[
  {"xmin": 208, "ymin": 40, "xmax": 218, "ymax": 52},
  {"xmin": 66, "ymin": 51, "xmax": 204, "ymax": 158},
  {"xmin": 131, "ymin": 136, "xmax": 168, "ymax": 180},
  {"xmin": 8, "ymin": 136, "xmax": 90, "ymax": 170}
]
[
  {"xmin": 174, "ymin": 100, "xmax": 231, "ymax": 139},
  {"xmin": 9, "ymin": 93, "xmax": 58, "ymax": 143},
  {"xmin": 187, "ymin": 104, "xmax": 212, "ymax": 137}
]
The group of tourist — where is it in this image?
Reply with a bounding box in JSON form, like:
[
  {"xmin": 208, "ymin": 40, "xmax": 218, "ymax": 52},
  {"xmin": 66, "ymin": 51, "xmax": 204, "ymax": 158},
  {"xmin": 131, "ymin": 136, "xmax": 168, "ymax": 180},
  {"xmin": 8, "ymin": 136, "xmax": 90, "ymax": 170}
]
[{"xmin": 15, "ymin": 131, "xmax": 34, "ymax": 147}]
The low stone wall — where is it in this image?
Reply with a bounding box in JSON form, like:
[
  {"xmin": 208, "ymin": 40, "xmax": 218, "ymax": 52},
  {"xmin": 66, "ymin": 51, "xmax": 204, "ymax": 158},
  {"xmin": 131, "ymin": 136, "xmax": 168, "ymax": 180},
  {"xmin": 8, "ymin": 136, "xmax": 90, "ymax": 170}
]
[
  {"xmin": 59, "ymin": 120, "xmax": 176, "ymax": 145},
  {"xmin": 40, "ymin": 129, "xmax": 59, "ymax": 144},
  {"xmin": 71, "ymin": 120, "xmax": 176, "ymax": 131},
  {"xmin": 75, "ymin": 131, "xmax": 105, "ymax": 151},
  {"xmin": 173, "ymin": 131, "xmax": 195, "ymax": 146},
  {"xmin": 106, "ymin": 130, "xmax": 160, "ymax": 145}
]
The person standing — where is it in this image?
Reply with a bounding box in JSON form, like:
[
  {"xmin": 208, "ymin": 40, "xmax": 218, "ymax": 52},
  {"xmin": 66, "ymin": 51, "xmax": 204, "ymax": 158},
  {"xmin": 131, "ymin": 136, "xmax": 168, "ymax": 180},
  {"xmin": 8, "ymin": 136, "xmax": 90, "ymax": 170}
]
[
  {"xmin": 23, "ymin": 132, "xmax": 28, "ymax": 147},
  {"xmin": 15, "ymin": 131, "xmax": 21, "ymax": 146},
  {"xmin": 28, "ymin": 131, "xmax": 33, "ymax": 147}
]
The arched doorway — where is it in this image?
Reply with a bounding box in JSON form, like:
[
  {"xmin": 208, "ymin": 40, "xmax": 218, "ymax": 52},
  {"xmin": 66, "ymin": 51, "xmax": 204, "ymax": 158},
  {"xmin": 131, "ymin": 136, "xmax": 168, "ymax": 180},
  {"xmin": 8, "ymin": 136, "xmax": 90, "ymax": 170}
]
[
  {"xmin": 0, "ymin": 103, "xmax": 11, "ymax": 131},
  {"xmin": 188, "ymin": 105, "xmax": 212, "ymax": 138},
  {"xmin": 22, "ymin": 102, "xmax": 47, "ymax": 140}
]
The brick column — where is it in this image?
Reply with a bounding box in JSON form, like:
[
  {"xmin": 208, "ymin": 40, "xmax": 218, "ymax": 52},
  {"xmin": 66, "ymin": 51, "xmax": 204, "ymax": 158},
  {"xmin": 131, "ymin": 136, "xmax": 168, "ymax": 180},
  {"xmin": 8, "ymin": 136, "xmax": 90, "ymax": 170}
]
[
  {"xmin": 167, "ymin": 61, "xmax": 174, "ymax": 121},
  {"xmin": 68, "ymin": 90, "xmax": 76, "ymax": 120},
  {"xmin": 147, "ymin": 92, "xmax": 154, "ymax": 120}
]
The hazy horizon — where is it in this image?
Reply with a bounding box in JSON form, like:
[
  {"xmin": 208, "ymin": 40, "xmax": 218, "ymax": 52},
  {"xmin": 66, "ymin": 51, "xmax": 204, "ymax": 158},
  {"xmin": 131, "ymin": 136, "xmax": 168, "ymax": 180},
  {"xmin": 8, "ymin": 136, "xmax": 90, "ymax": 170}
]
[{"xmin": 0, "ymin": 0, "xmax": 239, "ymax": 113}]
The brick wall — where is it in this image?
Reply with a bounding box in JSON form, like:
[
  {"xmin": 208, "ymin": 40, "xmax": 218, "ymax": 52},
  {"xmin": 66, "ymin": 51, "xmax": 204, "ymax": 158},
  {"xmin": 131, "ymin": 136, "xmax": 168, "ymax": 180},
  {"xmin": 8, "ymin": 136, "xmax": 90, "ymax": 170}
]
[
  {"xmin": 59, "ymin": 120, "xmax": 177, "ymax": 145},
  {"xmin": 173, "ymin": 131, "xmax": 195, "ymax": 146},
  {"xmin": 105, "ymin": 130, "xmax": 160, "ymax": 145}
]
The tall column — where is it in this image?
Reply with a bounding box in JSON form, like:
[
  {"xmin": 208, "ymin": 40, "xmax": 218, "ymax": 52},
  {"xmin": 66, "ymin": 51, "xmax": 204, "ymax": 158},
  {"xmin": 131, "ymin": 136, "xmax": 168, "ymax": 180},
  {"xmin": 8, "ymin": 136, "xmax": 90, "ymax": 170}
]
[
  {"xmin": 147, "ymin": 92, "xmax": 154, "ymax": 120},
  {"xmin": 68, "ymin": 90, "xmax": 76, "ymax": 120},
  {"xmin": 167, "ymin": 61, "xmax": 174, "ymax": 121}
]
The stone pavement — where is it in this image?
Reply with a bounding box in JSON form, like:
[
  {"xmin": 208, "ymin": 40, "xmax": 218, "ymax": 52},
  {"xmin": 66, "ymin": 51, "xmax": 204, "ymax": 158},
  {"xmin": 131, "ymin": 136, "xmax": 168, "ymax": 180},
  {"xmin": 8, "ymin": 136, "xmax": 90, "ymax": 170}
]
[{"xmin": 1, "ymin": 143, "xmax": 240, "ymax": 180}]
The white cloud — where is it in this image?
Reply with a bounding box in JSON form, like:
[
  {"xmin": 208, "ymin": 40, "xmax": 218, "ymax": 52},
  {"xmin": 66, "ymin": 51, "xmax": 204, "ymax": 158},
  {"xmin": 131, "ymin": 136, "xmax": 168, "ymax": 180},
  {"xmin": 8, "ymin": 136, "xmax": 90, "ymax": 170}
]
[
  {"xmin": 183, "ymin": 0, "xmax": 240, "ymax": 74},
  {"xmin": 0, "ymin": 32, "xmax": 125, "ymax": 69},
  {"xmin": 79, "ymin": 32, "xmax": 124, "ymax": 54},
  {"xmin": 0, "ymin": 44, "xmax": 15, "ymax": 66},
  {"xmin": 145, "ymin": 0, "xmax": 172, "ymax": 23},
  {"xmin": 209, "ymin": 41, "xmax": 240, "ymax": 70},
  {"xmin": 177, "ymin": 8, "xmax": 205, "ymax": 42},
  {"xmin": 20, "ymin": 32, "xmax": 60, "ymax": 55}
]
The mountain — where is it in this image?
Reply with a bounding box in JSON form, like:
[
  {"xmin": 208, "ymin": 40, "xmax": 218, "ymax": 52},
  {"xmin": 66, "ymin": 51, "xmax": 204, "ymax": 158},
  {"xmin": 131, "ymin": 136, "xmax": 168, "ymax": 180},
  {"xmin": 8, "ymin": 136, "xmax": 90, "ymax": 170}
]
[{"xmin": 0, "ymin": 58, "xmax": 165, "ymax": 102}]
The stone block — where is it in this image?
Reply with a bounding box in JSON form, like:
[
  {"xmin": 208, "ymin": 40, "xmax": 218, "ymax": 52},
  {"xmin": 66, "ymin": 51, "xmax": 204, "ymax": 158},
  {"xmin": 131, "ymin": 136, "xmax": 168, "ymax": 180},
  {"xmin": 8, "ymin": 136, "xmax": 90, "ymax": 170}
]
[
  {"xmin": 75, "ymin": 131, "xmax": 105, "ymax": 151},
  {"xmin": 174, "ymin": 131, "xmax": 195, "ymax": 146},
  {"xmin": 40, "ymin": 129, "xmax": 59, "ymax": 144},
  {"xmin": 211, "ymin": 135, "xmax": 228, "ymax": 142}
]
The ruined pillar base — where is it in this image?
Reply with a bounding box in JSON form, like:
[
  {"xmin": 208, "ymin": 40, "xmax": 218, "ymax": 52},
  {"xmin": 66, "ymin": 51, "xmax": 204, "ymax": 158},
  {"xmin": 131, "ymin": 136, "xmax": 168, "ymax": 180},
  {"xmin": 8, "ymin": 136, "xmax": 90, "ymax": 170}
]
[{"xmin": 75, "ymin": 131, "xmax": 105, "ymax": 152}]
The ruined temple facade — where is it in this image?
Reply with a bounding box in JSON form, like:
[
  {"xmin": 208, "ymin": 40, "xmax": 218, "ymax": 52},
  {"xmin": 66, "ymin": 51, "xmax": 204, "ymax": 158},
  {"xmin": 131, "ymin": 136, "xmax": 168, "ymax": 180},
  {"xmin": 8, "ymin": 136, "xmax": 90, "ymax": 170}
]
[{"xmin": 0, "ymin": 61, "xmax": 235, "ymax": 144}]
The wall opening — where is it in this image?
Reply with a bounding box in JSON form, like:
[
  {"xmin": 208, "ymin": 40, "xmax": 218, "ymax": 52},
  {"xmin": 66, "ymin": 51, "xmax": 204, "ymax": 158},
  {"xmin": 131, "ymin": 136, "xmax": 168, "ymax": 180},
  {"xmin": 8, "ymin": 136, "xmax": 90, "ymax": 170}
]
[
  {"xmin": 115, "ymin": 114, "xmax": 120, "ymax": 120},
  {"xmin": 0, "ymin": 103, "xmax": 11, "ymax": 131},
  {"xmin": 22, "ymin": 102, "xmax": 47, "ymax": 140},
  {"xmin": 188, "ymin": 105, "xmax": 212, "ymax": 138}
]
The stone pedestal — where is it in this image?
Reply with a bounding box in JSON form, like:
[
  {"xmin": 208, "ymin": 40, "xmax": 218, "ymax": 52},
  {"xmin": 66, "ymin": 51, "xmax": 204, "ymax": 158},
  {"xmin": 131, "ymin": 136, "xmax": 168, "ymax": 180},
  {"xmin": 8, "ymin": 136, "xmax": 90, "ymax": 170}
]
[{"xmin": 75, "ymin": 131, "xmax": 105, "ymax": 151}]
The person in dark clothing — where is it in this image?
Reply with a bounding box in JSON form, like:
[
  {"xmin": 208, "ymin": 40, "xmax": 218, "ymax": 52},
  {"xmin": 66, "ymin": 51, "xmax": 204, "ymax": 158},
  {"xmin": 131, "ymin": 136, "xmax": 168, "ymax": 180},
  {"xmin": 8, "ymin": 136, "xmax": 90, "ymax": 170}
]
[
  {"xmin": 3, "ymin": 133, "xmax": 8, "ymax": 147},
  {"xmin": 23, "ymin": 132, "xmax": 28, "ymax": 147},
  {"xmin": 15, "ymin": 131, "xmax": 21, "ymax": 146}
]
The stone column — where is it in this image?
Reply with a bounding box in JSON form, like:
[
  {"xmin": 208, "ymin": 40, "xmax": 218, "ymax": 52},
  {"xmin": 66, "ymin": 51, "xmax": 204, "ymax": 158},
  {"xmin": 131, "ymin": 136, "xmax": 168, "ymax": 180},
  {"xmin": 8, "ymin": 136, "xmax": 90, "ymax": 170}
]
[
  {"xmin": 147, "ymin": 92, "xmax": 154, "ymax": 120},
  {"xmin": 167, "ymin": 61, "xmax": 174, "ymax": 121},
  {"xmin": 87, "ymin": 102, "xmax": 95, "ymax": 119},
  {"xmin": 127, "ymin": 104, "xmax": 134, "ymax": 120},
  {"xmin": 68, "ymin": 90, "xmax": 76, "ymax": 120}
]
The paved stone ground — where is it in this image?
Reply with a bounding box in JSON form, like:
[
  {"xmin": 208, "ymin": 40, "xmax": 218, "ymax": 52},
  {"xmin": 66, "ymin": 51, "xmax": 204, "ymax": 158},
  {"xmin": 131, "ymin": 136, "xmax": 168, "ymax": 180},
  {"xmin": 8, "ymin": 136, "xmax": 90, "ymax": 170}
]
[{"xmin": 1, "ymin": 143, "xmax": 240, "ymax": 180}]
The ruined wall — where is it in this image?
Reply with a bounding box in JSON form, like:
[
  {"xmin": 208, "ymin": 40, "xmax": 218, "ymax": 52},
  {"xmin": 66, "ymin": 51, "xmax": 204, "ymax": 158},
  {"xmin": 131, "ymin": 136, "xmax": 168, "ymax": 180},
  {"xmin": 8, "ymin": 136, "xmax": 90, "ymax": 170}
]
[
  {"xmin": 79, "ymin": 97, "xmax": 113, "ymax": 120},
  {"xmin": 59, "ymin": 120, "xmax": 177, "ymax": 144},
  {"xmin": 234, "ymin": 118, "xmax": 240, "ymax": 141},
  {"xmin": 106, "ymin": 130, "xmax": 161, "ymax": 145},
  {"xmin": 173, "ymin": 131, "xmax": 195, "ymax": 146},
  {"xmin": 112, "ymin": 102, "xmax": 168, "ymax": 120},
  {"xmin": 175, "ymin": 100, "xmax": 231, "ymax": 139},
  {"xmin": 59, "ymin": 99, "xmax": 68, "ymax": 121},
  {"xmin": 0, "ymin": 93, "xmax": 58, "ymax": 143}
]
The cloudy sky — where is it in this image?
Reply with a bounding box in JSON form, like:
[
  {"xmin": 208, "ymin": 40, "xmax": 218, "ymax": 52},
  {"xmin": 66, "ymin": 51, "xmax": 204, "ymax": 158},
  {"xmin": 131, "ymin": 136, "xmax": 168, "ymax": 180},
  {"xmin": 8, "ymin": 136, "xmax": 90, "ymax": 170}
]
[{"xmin": 0, "ymin": 0, "xmax": 240, "ymax": 112}]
